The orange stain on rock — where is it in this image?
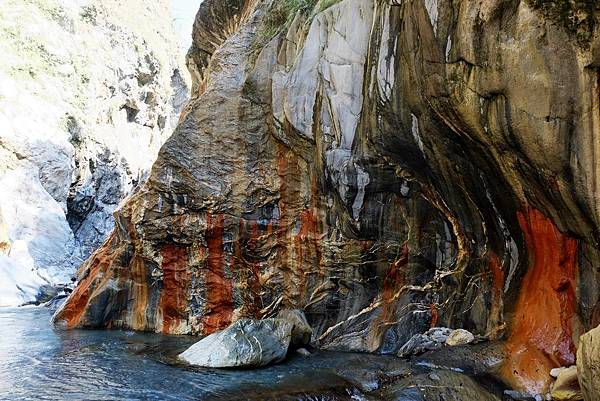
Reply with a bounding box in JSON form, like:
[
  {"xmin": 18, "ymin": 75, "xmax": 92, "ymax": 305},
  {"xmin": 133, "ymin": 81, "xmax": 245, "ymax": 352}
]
[
  {"xmin": 502, "ymin": 207, "xmax": 578, "ymax": 394},
  {"xmin": 56, "ymin": 233, "xmax": 121, "ymax": 328},
  {"xmin": 202, "ymin": 213, "xmax": 233, "ymax": 334},
  {"xmin": 130, "ymin": 256, "xmax": 149, "ymax": 330},
  {"xmin": 159, "ymin": 244, "xmax": 191, "ymax": 334},
  {"xmin": 372, "ymin": 243, "xmax": 409, "ymax": 346},
  {"xmin": 430, "ymin": 303, "xmax": 439, "ymax": 328}
]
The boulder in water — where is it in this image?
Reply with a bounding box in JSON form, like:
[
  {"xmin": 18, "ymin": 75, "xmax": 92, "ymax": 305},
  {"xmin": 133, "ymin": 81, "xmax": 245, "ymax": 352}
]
[{"xmin": 179, "ymin": 319, "xmax": 293, "ymax": 368}]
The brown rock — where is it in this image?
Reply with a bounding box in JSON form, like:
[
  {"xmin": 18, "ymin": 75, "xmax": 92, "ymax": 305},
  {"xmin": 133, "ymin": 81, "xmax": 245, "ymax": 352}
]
[
  {"xmin": 550, "ymin": 366, "xmax": 582, "ymax": 401},
  {"xmin": 577, "ymin": 326, "xmax": 600, "ymax": 401},
  {"xmin": 276, "ymin": 309, "xmax": 312, "ymax": 347}
]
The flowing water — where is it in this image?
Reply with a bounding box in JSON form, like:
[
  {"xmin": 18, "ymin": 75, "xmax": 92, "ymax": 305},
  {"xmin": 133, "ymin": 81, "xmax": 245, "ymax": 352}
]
[{"xmin": 0, "ymin": 307, "xmax": 388, "ymax": 401}]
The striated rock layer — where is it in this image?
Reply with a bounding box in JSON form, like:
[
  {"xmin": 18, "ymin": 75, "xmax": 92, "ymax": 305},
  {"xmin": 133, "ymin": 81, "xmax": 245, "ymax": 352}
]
[
  {"xmin": 0, "ymin": 0, "xmax": 188, "ymax": 305},
  {"xmin": 55, "ymin": 0, "xmax": 600, "ymax": 393}
]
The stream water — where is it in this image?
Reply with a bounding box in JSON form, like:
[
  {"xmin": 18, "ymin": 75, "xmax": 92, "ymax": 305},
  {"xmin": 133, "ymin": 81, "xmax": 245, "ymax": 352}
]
[
  {"xmin": 0, "ymin": 307, "xmax": 509, "ymax": 401},
  {"xmin": 0, "ymin": 307, "xmax": 382, "ymax": 401}
]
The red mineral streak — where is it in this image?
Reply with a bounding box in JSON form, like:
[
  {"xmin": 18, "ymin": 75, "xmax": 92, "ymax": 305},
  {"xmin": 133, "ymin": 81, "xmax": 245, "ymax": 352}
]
[
  {"xmin": 502, "ymin": 207, "xmax": 578, "ymax": 393},
  {"xmin": 384, "ymin": 244, "xmax": 409, "ymax": 303},
  {"xmin": 429, "ymin": 303, "xmax": 439, "ymax": 328},
  {"xmin": 294, "ymin": 208, "xmax": 321, "ymax": 299},
  {"xmin": 57, "ymin": 233, "xmax": 120, "ymax": 328},
  {"xmin": 202, "ymin": 213, "xmax": 233, "ymax": 334},
  {"xmin": 159, "ymin": 244, "xmax": 191, "ymax": 334},
  {"xmin": 373, "ymin": 243, "xmax": 409, "ymax": 343},
  {"xmin": 129, "ymin": 256, "xmax": 148, "ymax": 330}
]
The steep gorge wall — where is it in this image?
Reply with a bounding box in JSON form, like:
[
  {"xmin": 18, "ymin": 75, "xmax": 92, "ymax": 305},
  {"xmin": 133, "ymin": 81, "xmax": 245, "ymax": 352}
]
[
  {"xmin": 0, "ymin": 0, "xmax": 188, "ymax": 306},
  {"xmin": 55, "ymin": 0, "xmax": 600, "ymax": 393}
]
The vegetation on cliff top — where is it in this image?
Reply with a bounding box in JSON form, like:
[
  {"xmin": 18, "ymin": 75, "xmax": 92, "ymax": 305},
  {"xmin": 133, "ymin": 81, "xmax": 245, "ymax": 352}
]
[
  {"xmin": 261, "ymin": 0, "xmax": 341, "ymax": 38},
  {"xmin": 527, "ymin": 0, "xmax": 596, "ymax": 47}
]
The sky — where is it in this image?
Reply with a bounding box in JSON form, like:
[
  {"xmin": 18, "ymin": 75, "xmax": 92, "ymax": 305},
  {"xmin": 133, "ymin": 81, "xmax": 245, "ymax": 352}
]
[{"xmin": 170, "ymin": 0, "xmax": 204, "ymax": 54}]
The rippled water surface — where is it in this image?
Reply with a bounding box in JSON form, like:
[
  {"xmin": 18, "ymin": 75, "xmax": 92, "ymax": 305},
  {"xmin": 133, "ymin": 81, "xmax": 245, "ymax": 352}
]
[{"xmin": 0, "ymin": 307, "xmax": 385, "ymax": 401}]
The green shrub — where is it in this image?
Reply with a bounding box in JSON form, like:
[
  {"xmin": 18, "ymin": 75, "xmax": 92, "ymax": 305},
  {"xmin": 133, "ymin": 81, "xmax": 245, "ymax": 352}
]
[
  {"xmin": 260, "ymin": 0, "xmax": 341, "ymax": 38},
  {"xmin": 526, "ymin": 0, "xmax": 595, "ymax": 47}
]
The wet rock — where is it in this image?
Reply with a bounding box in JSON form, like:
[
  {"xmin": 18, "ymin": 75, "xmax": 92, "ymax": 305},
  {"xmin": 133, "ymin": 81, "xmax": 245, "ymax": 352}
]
[
  {"xmin": 397, "ymin": 328, "xmax": 452, "ymax": 357},
  {"xmin": 41, "ymin": 294, "xmax": 70, "ymax": 310},
  {"xmin": 414, "ymin": 341, "xmax": 506, "ymax": 376},
  {"xmin": 576, "ymin": 325, "xmax": 600, "ymax": 401},
  {"xmin": 276, "ymin": 309, "xmax": 312, "ymax": 347},
  {"xmin": 374, "ymin": 370, "xmax": 502, "ymax": 401},
  {"xmin": 445, "ymin": 329, "xmax": 475, "ymax": 347},
  {"xmin": 504, "ymin": 390, "xmax": 543, "ymax": 401},
  {"xmin": 428, "ymin": 372, "xmax": 440, "ymax": 381},
  {"xmin": 335, "ymin": 368, "xmax": 381, "ymax": 393},
  {"xmin": 550, "ymin": 365, "xmax": 581, "ymax": 401},
  {"xmin": 296, "ymin": 348, "xmax": 311, "ymax": 356},
  {"xmin": 179, "ymin": 319, "xmax": 293, "ymax": 368}
]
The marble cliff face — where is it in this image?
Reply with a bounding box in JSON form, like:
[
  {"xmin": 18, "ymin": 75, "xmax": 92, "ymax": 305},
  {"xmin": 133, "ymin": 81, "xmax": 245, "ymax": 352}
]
[{"xmin": 54, "ymin": 0, "xmax": 600, "ymax": 393}]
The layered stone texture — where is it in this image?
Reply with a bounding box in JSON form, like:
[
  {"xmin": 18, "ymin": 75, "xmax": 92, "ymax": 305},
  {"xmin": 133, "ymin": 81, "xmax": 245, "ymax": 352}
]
[
  {"xmin": 55, "ymin": 0, "xmax": 600, "ymax": 394},
  {"xmin": 578, "ymin": 324, "xmax": 600, "ymax": 401},
  {"xmin": 0, "ymin": 0, "xmax": 188, "ymax": 305}
]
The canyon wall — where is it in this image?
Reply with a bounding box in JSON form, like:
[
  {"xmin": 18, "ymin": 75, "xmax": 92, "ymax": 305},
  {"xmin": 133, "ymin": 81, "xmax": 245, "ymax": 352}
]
[
  {"xmin": 0, "ymin": 0, "xmax": 188, "ymax": 306},
  {"xmin": 54, "ymin": 0, "xmax": 600, "ymax": 394}
]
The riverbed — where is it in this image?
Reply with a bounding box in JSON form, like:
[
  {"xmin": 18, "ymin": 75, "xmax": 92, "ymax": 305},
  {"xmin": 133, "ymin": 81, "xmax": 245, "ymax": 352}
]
[{"xmin": 0, "ymin": 307, "xmax": 506, "ymax": 401}]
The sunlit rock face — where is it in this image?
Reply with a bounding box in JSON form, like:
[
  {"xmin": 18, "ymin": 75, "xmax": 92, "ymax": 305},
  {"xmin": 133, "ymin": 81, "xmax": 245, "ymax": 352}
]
[
  {"xmin": 55, "ymin": 0, "xmax": 600, "ymax": 393},
  {"xmin": 0, "ymin": 0, "xmax": 188, "ymax": 305}
]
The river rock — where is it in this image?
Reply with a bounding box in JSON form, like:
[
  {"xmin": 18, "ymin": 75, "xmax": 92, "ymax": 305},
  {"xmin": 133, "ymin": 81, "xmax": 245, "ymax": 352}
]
[
  {"xmin": 445, "ymin": 329, "xmax": 475, "ymax": 347},
  {"xmin": 179, "ymin": 319, "xmax": 293, "ymax": 368},
  {"xmin": 374, "ymin": 370, "xmax": 502, "ymax": 401},
  {"xmin": 550, "ymin": 365, "xmax": 581, "ymax": 401},
  {"xmin": 577, "ymin": 325, "xmax": 600, "ymax": 401},
  {"xmin": 296, "ymin": 348, "xmax": 311, "ymax": 356},
  {"xmin": 276, "ymin": 309, "xmax": 312, "ymax": 347},
  {"xmin": 397, "ymin": 327, "xmax": 452, "ymax": 357}
]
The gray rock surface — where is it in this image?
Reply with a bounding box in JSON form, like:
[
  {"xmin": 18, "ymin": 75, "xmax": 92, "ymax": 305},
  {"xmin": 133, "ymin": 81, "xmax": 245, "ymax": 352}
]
[
  {"xmin": 0, "ymin": 0, "xmax": 188, "ymax": 305},
  {"xmin": 179, "ymin": 319, "xmax": 293, "ymax": 368},
  {"xmin": 397, "ymin": 328, "xmax": 452, "ymax": 357},
  {"xmin": 276, "ymin": 309, "xmax": 313, "ymax": 347},
  {"xmin": 373, "ymin": 370, "xmax": 502, "ymax": 401}
]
